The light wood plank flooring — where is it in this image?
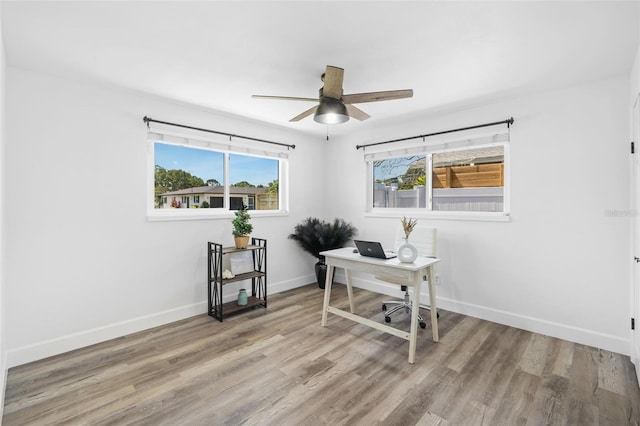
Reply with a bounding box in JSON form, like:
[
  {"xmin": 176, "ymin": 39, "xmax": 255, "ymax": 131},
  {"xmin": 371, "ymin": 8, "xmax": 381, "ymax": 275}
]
[{"xmin": 4, "ymin": 284, "xmax": 640, "ymax": 425}]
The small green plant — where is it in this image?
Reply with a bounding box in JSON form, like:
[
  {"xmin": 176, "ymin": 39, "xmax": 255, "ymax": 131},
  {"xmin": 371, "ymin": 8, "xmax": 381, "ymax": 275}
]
[{"xmin": 232, "ymin": 205, "xmax": 253, "ymax": 237}]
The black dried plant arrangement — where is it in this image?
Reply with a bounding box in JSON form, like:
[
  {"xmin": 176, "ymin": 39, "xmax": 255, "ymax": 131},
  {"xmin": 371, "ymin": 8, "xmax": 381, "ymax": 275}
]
[{"xmin": 288, "ymin": 217, "xmax": 358, "ymax": 259}]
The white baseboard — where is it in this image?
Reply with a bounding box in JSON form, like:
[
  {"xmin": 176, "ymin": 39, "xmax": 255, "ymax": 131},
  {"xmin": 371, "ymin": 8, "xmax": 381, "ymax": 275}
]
[
  {"xmin": 7, "ymin": 272, "xmax": 630, "ymax": 368},
  {"xmin": 347, "ymin": 274, "xmax": 631, "ymax": 356},
  {"xmin": 6, "ymin": 302, "xmax": 205, "ymax": 368},
  {"xmin": 7, "ymin": 274, "xmax": 317, "ymax": 368},
  {"xmin": 268, "ymin": 274, "xmax": 317, "ymax": 295}
]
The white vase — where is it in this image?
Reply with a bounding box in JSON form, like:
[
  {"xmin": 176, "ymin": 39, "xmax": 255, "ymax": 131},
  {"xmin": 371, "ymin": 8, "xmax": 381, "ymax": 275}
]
[{"xmin": 397, "ymin": 238, "xmax": 418, "ymax": 263}]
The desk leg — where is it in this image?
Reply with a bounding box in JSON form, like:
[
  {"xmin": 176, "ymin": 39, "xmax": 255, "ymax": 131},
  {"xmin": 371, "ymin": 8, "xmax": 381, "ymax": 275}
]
[
  {"xmin": 408, "ymin": 273, "xmax": 420, "ymax": 364},
  {"xmin": 345, "ymin": 269, "xmax": 355, "ymax": 313},
  {"xmin": 321, "ymin": 265, "xmax": 335, "ymax": 326},
  {"xmin": 427, "ymin": 265, "xmax": 439, "ymax": 342}
]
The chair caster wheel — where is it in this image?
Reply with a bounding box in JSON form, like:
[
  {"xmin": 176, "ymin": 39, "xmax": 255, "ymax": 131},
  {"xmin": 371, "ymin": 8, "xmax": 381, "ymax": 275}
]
[
  {"xmin": 384, "ymin": 316, "xmax": 391, "ymax": 323},
  {"xmin": 382, "ymin": 304, "xmax": 387, "ymax": 311},
  {"xmin": 420, "ymin": 322, "xmax": 426, "ymax": 329}
]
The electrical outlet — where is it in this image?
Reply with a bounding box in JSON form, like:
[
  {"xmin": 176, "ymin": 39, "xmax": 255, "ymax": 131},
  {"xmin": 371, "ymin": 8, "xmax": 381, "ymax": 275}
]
[{"xmin": 434, "ymin": 274, "xmax": 442, "ymax": 286}]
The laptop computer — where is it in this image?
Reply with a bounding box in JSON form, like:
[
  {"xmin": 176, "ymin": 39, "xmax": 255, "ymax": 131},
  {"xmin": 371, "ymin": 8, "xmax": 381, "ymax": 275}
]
[{"xmin": 353, "ymin": 240, "xmax": 397, "ymax": 259}]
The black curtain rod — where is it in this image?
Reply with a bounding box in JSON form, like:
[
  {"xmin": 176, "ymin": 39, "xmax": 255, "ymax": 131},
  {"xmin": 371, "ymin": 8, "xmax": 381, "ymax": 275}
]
[
  {"xmin": 143, "ymin": 116, "xmax": 296, "ymax": 150},
  {"xmin": 355, "ymin": 117, "xmax": 514, "ymax": 150}
]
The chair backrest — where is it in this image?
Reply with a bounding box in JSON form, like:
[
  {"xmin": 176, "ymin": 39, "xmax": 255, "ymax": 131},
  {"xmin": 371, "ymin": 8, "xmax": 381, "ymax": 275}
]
[
  {"xmin": 394, "ymin": 224, "xmax": 436, "ymax": 258},
  {"xmin": 375, "ymin": 225, "xmax": 436, "ymax": 284}
]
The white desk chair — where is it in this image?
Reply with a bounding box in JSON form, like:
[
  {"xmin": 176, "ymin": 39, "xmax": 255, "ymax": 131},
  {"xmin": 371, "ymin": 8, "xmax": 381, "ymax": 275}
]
[{"xmin": 378, "ymin": 225, "xmax": 438, "ymax": 328}]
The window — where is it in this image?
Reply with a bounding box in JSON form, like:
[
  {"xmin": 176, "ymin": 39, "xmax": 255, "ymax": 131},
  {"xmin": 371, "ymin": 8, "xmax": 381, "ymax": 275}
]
[
  {"xmin": 148, "ymin": 130, "xmax": 288, "ymax": 218},
  {"xmin": 373, "ymin": 155, "xmax": 427, "ymax": 208},
  {"xmin": 432, "ymin": 146, "xmax": 505, "ymax": 212},
  {"xmin": 366, "ymin": 132, "xmax": 509, "ymax": 218}
]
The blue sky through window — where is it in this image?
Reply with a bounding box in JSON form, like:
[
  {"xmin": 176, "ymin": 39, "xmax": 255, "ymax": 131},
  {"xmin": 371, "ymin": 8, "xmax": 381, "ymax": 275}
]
[{"xmin": 155, "ymin": 143, "xmax": 278, "ymax": 186}]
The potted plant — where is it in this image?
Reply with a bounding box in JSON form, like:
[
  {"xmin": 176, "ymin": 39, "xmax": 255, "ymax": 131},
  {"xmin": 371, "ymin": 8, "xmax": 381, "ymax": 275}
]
[
  {"xmin": 288, "ymin": 217, "xmax": 358, "ymax": 288},
  {"xmin": 232, "ymin": 205, "xmax": 253, "ymax": 249}
]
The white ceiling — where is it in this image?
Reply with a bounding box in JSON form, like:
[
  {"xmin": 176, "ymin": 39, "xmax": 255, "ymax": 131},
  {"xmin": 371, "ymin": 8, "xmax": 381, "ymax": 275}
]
[{"xmin": 2, "ymin": 1, "xmax": 638, "ymax": 137}]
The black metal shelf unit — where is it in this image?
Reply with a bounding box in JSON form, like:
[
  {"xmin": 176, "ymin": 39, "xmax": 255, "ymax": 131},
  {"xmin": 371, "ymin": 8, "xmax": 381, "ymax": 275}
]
[{"xmin": 207, "ymin": 238, "xmax": 267, "ymax": 321}]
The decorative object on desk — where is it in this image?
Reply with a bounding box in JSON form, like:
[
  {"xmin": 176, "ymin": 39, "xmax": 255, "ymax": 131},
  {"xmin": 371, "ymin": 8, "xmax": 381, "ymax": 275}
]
[
  {"xmin": 397, "ymin": 216, "xmax": 418, "ymax": 263},
  {"xmin": 230, "ymin": 251, "xmax": 254, "ymax": 275},
  {"xmin": 288, "ymin": 217, "xmax": 358, "ymax": 289},
  {"xmin": 401, "ymin": 216, "xmax": 417, "ymax": 239},
  {"xmin": 237, "ymin": 289, "xmax": 248, "ymax": 306},
  {"xmin": 222, "ymin": 269, "xmax": 235, "ymax": 279},
  {"xmin": 232, "ymin": 204, "xmax": 253, "ymax": 249}
]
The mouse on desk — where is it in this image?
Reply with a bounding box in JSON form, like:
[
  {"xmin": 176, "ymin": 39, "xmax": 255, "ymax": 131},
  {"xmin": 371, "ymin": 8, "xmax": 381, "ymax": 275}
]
[{"xmin": 352, "ymin": 248, "xmax": 358, "ymax": 253}]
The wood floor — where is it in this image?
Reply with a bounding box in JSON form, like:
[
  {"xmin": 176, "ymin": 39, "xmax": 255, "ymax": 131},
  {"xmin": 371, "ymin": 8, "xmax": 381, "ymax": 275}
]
[{"xmin": 4, "ymin": 284, "xmax": 640, "ymax": 425}]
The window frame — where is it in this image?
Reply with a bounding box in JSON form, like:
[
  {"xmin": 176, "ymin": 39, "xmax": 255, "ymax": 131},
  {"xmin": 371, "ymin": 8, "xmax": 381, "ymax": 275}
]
[
  {"xmin": 147, "ymin": 136, "xmax": 289, "ymax": 221},
  {"xmin": 365, "ymin": 138, "xmax": 510, "ymax": 222}
]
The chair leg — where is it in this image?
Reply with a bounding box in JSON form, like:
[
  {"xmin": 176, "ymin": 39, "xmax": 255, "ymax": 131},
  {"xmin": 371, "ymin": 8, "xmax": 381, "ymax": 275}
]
[
  {"xmin": 382, "ymin": 289, "xmax": 438, "ymax": 327},
  {"xmin": 384, "ymin": 304, "xmax": 406, "ymax": 315}
]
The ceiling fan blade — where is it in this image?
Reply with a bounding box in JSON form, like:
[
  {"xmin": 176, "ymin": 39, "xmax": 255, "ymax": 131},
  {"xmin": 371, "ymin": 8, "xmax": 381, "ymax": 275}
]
[
  {"xmin": 252, "ymin": 95, "xmax": 318, "ymax": 102},
  {"xmin": 342, "ymin": 89, "xmax": 413, "ymax": 104},
  {"xmin": 322, "ymin": 66, "xmax": 344, "ymax": 99},
  {"xmin": 289, "ymin": 105, "xmax": 318, "ymax": 122},
  {"xmin": 345, "ymin": 104, "xmax": 370, "ymax": 121}
]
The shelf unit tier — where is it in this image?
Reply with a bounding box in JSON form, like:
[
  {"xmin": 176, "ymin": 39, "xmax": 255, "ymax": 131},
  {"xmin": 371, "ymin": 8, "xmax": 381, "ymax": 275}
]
[
  {"xmin": 212, "ymin": 271, "xmax": 266, "ymax": 285},
  {"xmin": 221, "ymin": 245, "xmax": 263, "ymax": 254},
  {"xmin": 219, "ymin": 296, "xmax": 265, "ymax": 316}
]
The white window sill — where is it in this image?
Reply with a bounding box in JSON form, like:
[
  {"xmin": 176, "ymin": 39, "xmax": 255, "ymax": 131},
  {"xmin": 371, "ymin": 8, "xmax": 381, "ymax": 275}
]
[
  {"xmin": 147, "ymin": 209, "xmax": 289, "ymax": 222},
  {"xmin": 365, "ymin": 209, "xmax": 510, "ymax": 222}
]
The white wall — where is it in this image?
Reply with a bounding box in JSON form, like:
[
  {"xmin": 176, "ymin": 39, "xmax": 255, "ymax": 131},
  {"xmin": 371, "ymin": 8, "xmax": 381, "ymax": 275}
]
[
  {"xmin": 4, "ymin": 67, "xmax": 326, "ymax": 367},
  {"xmin": 326, "ymin": 76, "xmax": 631, "ymax": 355},
  {"xmin": 0, "ymin": 2, "xmax": 7, "ymax": 417}
]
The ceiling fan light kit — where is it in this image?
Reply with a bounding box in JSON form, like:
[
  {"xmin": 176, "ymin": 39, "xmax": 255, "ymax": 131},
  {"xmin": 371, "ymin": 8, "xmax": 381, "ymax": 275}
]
[
  {"xmin": 313, "ymin": 98, "xmax": 350, "ymax": 124},
  {"xmin": 252, "ymin": 65, "xmax": 413, "ymax": 125}
]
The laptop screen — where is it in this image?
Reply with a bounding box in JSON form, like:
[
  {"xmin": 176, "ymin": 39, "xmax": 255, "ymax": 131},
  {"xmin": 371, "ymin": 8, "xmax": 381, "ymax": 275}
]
[{"xmin": 354, "ymin": 240, "xmax": 396, "ymax": 259}]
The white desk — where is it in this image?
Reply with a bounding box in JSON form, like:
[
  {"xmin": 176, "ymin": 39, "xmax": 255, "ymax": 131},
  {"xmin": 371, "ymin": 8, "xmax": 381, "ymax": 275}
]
[{"xmin": 320, "ymin": 247, "xmax": 440, "ymax": 364}]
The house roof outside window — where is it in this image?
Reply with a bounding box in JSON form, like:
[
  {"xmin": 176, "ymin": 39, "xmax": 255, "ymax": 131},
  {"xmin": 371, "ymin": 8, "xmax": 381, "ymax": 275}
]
[{"xmin": 161, "ymin": 186, "xmax": 268, "ymax": 197}]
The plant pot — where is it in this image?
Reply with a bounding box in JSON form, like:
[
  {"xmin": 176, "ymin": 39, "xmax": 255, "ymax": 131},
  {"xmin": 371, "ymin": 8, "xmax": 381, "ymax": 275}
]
[
  {"xmin": 315, "ymin": 258, "xmax": 336, "ymax": 289},
  {"xmin": 234, "ymin": 236, "xmax": 250, "ymax": 249}
]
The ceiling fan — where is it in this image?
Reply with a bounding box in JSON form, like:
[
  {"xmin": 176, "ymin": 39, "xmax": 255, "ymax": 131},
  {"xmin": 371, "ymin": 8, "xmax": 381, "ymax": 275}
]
[{"xmin": 252, "ymin": 65, "xmax": 413, "ymax": 124}]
